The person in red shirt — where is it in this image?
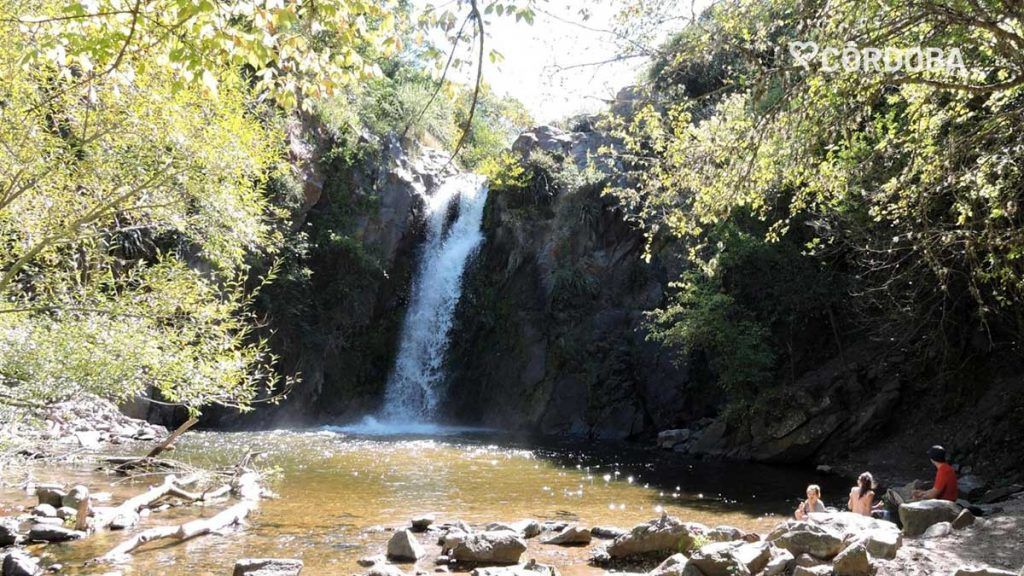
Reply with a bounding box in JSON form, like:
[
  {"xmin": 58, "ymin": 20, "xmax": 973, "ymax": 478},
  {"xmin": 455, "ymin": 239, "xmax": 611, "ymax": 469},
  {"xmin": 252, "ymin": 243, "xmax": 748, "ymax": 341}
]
[{"xmin": 912, "ymin": 445, "xmax": 959, "ymax": 502}]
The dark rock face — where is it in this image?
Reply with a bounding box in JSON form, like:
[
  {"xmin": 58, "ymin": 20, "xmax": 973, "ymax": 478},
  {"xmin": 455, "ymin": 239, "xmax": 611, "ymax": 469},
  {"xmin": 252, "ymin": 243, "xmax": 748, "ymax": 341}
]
[{"xmin": 443, "ymin": 124, "xmax": 702, "ymax": 439}]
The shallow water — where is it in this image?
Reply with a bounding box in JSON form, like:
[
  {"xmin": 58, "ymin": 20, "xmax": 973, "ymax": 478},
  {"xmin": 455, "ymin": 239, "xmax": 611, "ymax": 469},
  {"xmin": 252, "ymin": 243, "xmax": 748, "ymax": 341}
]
[{"xmin": 2, "ymin": 430, "xmax": 849, "ymax": 575}]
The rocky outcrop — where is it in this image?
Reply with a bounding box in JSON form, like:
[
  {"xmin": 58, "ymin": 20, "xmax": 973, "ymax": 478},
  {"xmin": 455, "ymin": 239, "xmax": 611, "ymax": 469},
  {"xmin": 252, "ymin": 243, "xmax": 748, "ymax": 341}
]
[{"xmin": 605, "ymin": 515, "xmax": 707, "ymax": 558}]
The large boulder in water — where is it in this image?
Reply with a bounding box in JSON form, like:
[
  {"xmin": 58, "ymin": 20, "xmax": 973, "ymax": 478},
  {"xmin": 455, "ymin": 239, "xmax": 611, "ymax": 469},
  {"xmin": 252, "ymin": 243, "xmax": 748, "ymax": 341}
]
[
  {"xmin": 450, "ymin": 530, "xmax": 528, "ymax": 565},
  {"xmin": 898, "ymin": 499, "xmax": 961, "ymax": 536},
  {"xmin": 767, "ymin": 520, "xmax": 844, "ymax": 560},
  {"xmin": 607, "ymin": 515, "xmax": 707, "ymax": 559}
]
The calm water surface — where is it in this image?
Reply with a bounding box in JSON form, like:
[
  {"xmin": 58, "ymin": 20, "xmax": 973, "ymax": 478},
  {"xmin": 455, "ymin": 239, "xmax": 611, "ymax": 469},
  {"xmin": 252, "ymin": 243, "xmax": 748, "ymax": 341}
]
[{"xmin": 1, "ymin": 429, "xmax": 848, "ymax": 575}]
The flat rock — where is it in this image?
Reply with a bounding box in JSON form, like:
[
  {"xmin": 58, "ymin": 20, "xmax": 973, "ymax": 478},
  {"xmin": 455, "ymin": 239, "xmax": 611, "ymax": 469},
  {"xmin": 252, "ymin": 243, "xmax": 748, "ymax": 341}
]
[
  {"xmin": 32, "ymin": 504, "xmax": 57, "ymax": 518},
  {"xmin": 952, "ymin": 569, "xmax": 1019, "ymax": 576},
  {"xmin": 899, "ymin": 499, "xmax": 961, "ymax": 537},
  {"xmin": 591, "ymin": 526, "xmax": 625, "ymax": 540},
  {"xmin": 232, "ymin": 558, "xmax": 303, "ymax": 576},
  {"xmin": 388, "ymin": 529, "xmax": 426, "ymax": 562},
  {"xmin": 358, "ymin": 555, "xmax": 386, "ymax": 567},
  {"xmin": 806, "ymin": 512, "xmax": 901, "ymax": 559},
  {"xmin": 832, "ymin": 540, "xmax": 873, "ymax": 576},
  {"xmin": 793, "ymin": 566, "xmax": 833, "ymax": 576},
  {"xmin": 471, "ymin": 561, "xmax": 559, "ymax": 576},
  {"xmin": 541, "ymin": 525, "xmax": 591, "ymax": 546},
  {"xmin": 706, "ymin": 525, "xmax": 745, "ymax": 542},
  {"xmin": 27, "ymin": 525, "xmax": 86, "ymax": 542},
  {"xmin": 368, "ymin": 565, "xmax": 409, "ymax": 576},
  {"xmin": 450, "ymin": 530, "xmax": 528, "ymax": 565},
  {"xmin": 411, "ymin": 515, "xmax": 436, "ymax": 532},
  {"xmin": 606, "ymin": 515, "xmax": 708, "ymax": 558}
]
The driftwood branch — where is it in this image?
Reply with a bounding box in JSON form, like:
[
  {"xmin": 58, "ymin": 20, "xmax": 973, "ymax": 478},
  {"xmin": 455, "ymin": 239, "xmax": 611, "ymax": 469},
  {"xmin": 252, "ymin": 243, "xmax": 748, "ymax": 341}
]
[{"xmin": 146, "ymin": 416, "xmax": 198, "ymax": 459}]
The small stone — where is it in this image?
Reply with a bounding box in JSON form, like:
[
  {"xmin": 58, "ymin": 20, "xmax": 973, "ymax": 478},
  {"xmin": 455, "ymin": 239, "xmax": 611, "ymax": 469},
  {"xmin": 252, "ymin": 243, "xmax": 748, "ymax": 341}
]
[
  {"xmin": 922, "ymin": 521, "xmax": 952, "ymax": 539},
  {"xmin": 358, "ymin": 555, "xmax": 385, "ymax": 568},
  {"xmin": 511, "ymin": 519, "xmax": 541, "ymax": 538},
  {"xmin": 952, "ymin": 509, "xmax": 975, "ymax": 530},
  {"xmin": 387, "ymin": 529, "xmax": 426, "ymax": 562},
  {"xmin": 411, "ymin": 514, "xmax": 435, "ymax": 532},
  {"xmin": 540, "ymin": 524, "xmax": 591, "ymax": 546},
  {"xmin": 232, "ymin": 558, "xmax": 303, "ymax": 576}
]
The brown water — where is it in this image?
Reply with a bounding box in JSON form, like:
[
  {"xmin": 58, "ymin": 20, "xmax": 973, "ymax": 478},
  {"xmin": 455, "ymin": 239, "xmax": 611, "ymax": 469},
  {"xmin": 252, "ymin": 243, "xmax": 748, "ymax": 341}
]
[{"xmin": 1, "ymin": 429, "xmax": 848, "ymax": 575}]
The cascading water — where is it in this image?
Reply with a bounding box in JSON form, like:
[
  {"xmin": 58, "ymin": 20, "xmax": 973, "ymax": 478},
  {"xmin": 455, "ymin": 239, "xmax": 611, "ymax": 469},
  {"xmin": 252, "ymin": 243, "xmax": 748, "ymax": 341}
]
[{"xmin": 378, "ymin": 172, "xmax": 488, "ymax": 423}]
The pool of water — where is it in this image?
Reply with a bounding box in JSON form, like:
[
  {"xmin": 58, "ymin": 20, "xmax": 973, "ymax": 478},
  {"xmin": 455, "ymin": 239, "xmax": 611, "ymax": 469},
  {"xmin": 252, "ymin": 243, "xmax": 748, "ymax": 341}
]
[{"xmin": 1, "ymin": 429, "xmax": 849, "ymax": 575}]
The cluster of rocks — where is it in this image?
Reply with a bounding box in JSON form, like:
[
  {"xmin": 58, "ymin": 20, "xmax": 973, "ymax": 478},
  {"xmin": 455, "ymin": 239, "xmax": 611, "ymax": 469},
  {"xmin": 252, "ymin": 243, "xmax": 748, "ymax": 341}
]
[{"xmin": 36, "ymin": 393, "xmax": 167, "ymax": 448}]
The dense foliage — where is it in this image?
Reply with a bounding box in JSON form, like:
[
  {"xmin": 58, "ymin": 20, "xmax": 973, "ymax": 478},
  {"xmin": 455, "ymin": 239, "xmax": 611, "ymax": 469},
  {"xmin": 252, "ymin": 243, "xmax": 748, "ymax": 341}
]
[{"xmin": 608, "ymin": 0, "xmax": 1024, "ymax": 397}]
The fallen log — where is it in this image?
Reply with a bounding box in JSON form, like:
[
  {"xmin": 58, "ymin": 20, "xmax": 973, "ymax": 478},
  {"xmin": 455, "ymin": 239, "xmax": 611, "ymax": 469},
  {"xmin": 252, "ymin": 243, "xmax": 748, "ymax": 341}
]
[
  {"xmin": 99, "ymin": 499, "xmax": 257, "ymax": 562},
  {"xmin": 94, "ymin": 474, "xmax": 205, "ymax": 529}
]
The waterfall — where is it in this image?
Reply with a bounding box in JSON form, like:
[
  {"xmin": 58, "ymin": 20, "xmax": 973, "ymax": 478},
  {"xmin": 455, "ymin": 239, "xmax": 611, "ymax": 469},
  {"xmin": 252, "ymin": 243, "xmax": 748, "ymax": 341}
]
[{"xmin": 381, "ymin": 172, "xmax": 488, "ymax": 421}]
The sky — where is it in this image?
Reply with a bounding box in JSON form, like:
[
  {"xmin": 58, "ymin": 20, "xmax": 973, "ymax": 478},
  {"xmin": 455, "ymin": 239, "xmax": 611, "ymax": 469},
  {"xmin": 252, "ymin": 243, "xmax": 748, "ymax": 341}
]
[{"xmin": 422, "ymin": 1, "xmax": 709, "ymax": 123}]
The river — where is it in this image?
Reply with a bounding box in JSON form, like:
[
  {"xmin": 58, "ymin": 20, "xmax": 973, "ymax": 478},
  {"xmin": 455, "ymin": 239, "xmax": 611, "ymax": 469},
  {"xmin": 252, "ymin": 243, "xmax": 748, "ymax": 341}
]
[{"xmin": 0, "ymin": 429, "xmax": 848, "ymax": 575}]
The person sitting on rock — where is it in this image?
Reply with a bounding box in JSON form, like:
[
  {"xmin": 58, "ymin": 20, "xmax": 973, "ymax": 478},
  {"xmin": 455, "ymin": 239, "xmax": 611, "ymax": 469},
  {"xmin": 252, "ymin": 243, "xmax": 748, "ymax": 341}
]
[
  {"xmin": 795, "ymin": 484, "xmax": 826, "ymax": 520},
  {"xmin": 911, "ymin": 445, "xmax": 958, "ymax": 502},
  {"xmin": 848, "ymin": 472, "xmax": 879, "ymax": 516}
]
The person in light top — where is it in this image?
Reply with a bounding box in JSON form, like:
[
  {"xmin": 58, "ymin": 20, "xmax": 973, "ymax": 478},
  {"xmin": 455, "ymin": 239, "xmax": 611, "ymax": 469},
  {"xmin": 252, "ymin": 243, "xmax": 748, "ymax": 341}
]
[
  {"xmin": 795, "ymin": 484, "xmax": 826, "ymax": 520},
  {"xmin": 848, "ymin": 472, "xmax": 880, "ymax": 516}
]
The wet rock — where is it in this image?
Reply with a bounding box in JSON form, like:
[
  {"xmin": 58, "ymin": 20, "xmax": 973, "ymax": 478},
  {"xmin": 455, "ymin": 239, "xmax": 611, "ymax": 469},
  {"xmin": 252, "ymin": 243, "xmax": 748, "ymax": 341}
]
[
  {"xmin": 411, "ymin": 515, "xmax": 435, "ymax": 532},
  {"xmin": 540, "ymin": 525, "xmax": 591, "ymax": 546},
  {"xmin": 952, "ymin": 509, "xmax": 976, "ymax": 530},
  {"xmin": 832, "ymin": 540, "xmax": 873, "ymax": 576},
  {"xmin": 606, "ymin": 514, "xmax": 708, "ymax": 558},
  {"xmin": 232, "ymin": 558, "xmax": 304, "ymax": 576},
  {"xmin": 898, "ymin": 499, "xmax": 961, "ymax": 536},
  {"xmin": 388, "ymin": 529, "xmax": 426, "ymax": 562},
  {"xmin": 2, "ymin": 550, "xmax": 41, "ymax": 576},
  {"xmin": 27, "ymin": 525, "xmax": 86, "ymax": 542},
  {"xmin": 921, "ymin": 521, "xmax": 953, "ymax": 539},
  {"xmin": 657, "ymin": 429, "xmax": 691, "ymax": 449},
  {"xmin": 763, "ymin": 548, "xmax": 795, "ymax": 576},
  {"xmin": 358, "ymin": 555, "xmax": 386, "ymax": 568},
  {"xmin": 450, "ymin": 531, "xmax": 528, "ymax": 565},
  {"xmin": 767, "ymin": 520, "xmax": 844, "ymax": 560},
  {"xmin": 647, "ymin": 553, "xmax": 702, "ymax": 576},
  {"xmin": 31, "ymin": 504, "xmax": 57, "ymax": 518},
  {"xmin": 32, "ymin": 484, "xmax": 65, "ymax": 508},
  {"xmin": 1, "ymin": 518, "xmax": 23, "ymax": 546},
  {"xmin": 590, "ymin": 526, "xmax": 625, "ymax": 540}
]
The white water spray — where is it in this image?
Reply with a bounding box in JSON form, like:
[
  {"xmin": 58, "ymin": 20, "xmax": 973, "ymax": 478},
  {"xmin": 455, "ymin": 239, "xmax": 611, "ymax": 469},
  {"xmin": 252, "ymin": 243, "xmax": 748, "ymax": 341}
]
[{"xmin": 380, "ymin": 173, "xmax": 488, "ymax": 422}]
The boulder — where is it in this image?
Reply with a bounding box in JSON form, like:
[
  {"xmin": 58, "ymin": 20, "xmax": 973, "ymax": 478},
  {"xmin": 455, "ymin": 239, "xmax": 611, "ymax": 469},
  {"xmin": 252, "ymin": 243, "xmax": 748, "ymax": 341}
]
[
  {"xmin": 232, "ymin": 558, "xmax": 304, "ymax": 576},
  {"xmin": 952, "ymin": 569, "xmax": 1018, "ymax": 576},
  {"xmin": 832, "ymin": 540, "xmax": 873, "ymax": 576},
  {"xmin": 2, "ymin": 550, "xmax": 41, "ymax": 576},
  {"xmin": 27, "ymin": 525, "xmax": 85, "ymax": 542},
  {"xmin": 921, "ymin": 521, "xmax": 952, "ymax": 539},
  {"xmin": 31, "ymin": 504, "xmax": 57, "ymax": 518},
  {"xmin": 957, "ymin": 475, "xmax": 988, "ymax": 500},
  {"xmin": 33, "ymin": 484, "xmax": 65, "ymax": 508},
  {"xmin": 688, "ymin": 542, "xmax": 750, "ymax": 576},
  {"xmin": 510, "ymin": 520, "xmax": 541, "ymax": 539},
  {"xmin": 591, "ymin": 526, "xmax": 625, "ymax": 540},
  {"xmin": 388, "ymin": 530, "xmax": 426, "ymax": 562},
  {"xmin": 763, "ymin": 548, "xmax": 795, "ymax": 576},
  {"xmin": 805, "ymin": 512, "xmax": 901, "ymax": 559},
  {"xmin": 793, "ymin": 566, "xmax": 834, "ymax": 576},
  {"xmin": 733, "ymin": 541, "xmax": 772, "ymax": 574},
  {"xmin": 61, "ymin": 485, "xmax": 90, "ymax": 510},
  {"xmin": 706, "ymin": 525, "xmax": 745, "ymax": 542},
  {"xmin": 511, "ymin": 126, "xmax": 575, "ymax": 159},
  {"xmin": 541, "ymin": 525, "xmax": 591, "ymax": 546},
  {"xmin": 606, "ymin": 515, "xmax": 708, "ymax": 558},
  {"xmin": 411, "ymin": 514, "xmax": 435, "ymax": 532},
  {"xmin": 898, "ymin": 499, "xmax": 961, "ymax": 536},
  {"xmin": 450, "ymin": 531, "xmax": 528, "ymax": 565},
  {"xmin": 657, "ymin": 429, "xmax": 691, "ymax": 449},
  {"xmin": 648, "ymin": 553, "xmax": 703, "ymax": 576},
  {"xmin": 767, "ymin": 520, "xmax": 844, "ymax": 559},
  {"xmin": 1, "ymin": 518, "xmax": 23, "ymax": 546},
  {"xmin": 952, "ymin": 509, "xmax": 975, "ymax": 530}
]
